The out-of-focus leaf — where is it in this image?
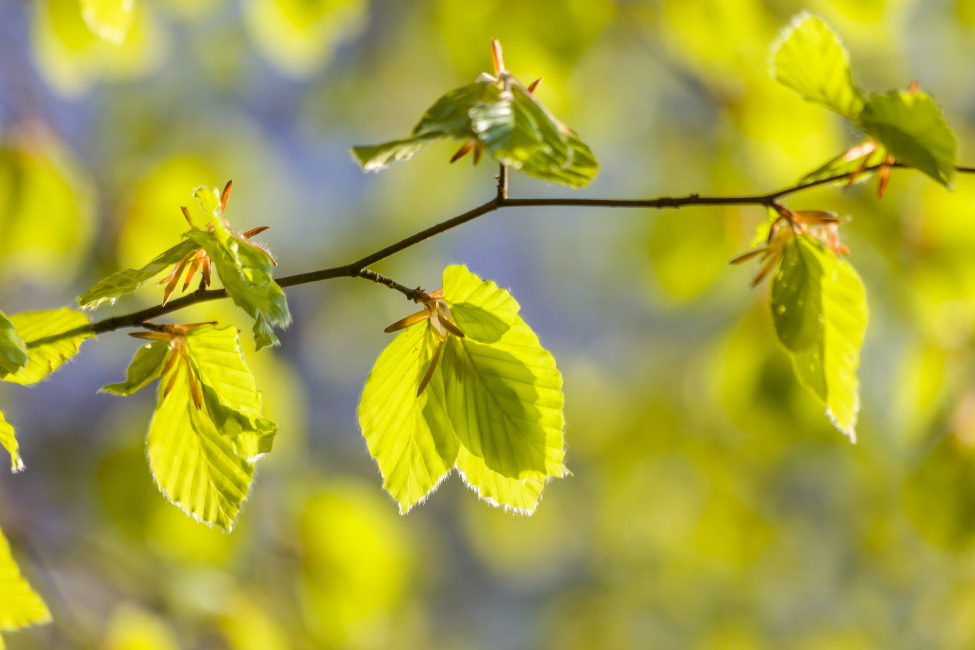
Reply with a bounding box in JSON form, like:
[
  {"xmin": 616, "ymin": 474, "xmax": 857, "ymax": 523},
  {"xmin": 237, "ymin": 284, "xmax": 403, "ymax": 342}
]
[
  {"xmin": 770, "ymin": 12, "xmax": 864, "ymax": 120},
  {"xmin": 78, "ymin": 239, "xmax": 198, "ymax": 309},
  {"xmin": 79, "ymin": 0, "xmax": 135, "ymax": 44},
  {"xmin": 3, "ymin": 308, "xmax": 92, "ymax": 385},
  {"xmin": 359, "ymin": 265, "xmax": 566, "ymax": 515},
  {"xmin": 102, "ymin": 604, "xmax": 179, "ymax": 650},
  {"xmin": 0, "ymin": 526, "xmax": 51, "ymax": 635},
  {"xmin": 0, "ymin": 312, "xmax": 27, "ymax": 378},
  {"xmin": 146, "ymin": 354, "xmax": 254, "ymax": 531},
  {"xmin": 0, "ymin": 411, "xmax": 23, "ymax": 473},
  {"xmin": 100, "ymin": 341, "xmax": 168, "ymax": 396},
  {"xmin": 770, "ymin": 235, "xmax": 868, "ymax": 440},
  {"xmin": 859, "ymin": 90, "xmax": 957, "ymax": 187},
  {"xmin": 243, "ymin": 0, "xmax": 367, "ymax": 76},
  {"xmin": 358, "ymin": 322, "xmax": 458, "ymax": 514}
]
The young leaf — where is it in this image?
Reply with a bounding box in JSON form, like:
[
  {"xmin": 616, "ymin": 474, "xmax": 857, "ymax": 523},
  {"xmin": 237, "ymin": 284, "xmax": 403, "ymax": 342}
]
[
  {"xmin": 359, "ymin": 264, "xmax": 567, "ymax": 515},
  {"xmin": 3, "ymin": 309, "xmax": 92, "ymax": 385},
  {"xmin": 0, "ymin": 312, "xmax": 27, "ymax": 378},
  {"xmin": 79, "ymin": 0, "xmax": 135, "ymax": 44},
  {"xmin": 859, "ymin": 90, "xmax": 957, "ymax": 187},
  {"xmin": 146, "ymin": 362, "xmax": 254, "ymax": 531},
  {"xmin": 78, "ymin": 239, "xmax": 199, "ymax": 309},
  {"xmin": 358, "ymin": 323, "xmax": 459, "ymax": 513},
  {"xmin": 0, "ymin": 526, "xmax": 51, "ymax": 636},
  {"xmin": 351, "ymin": 133, "xmax": 444, "ymax": 172},
  {"xmin": 100, "ymin": 341, "xmax": 169, "ymax": 396},
  {"xmin": 771, "ymin": 235, "xmax": 868, "ymax": 441},
  {"xmin": 797, "ymin": 142, "xmax": 888, "ymax": 185},
  {"xmin": 770, "ymin": 12, "xmax": 864, "ymax": 120},
  {"xmin": 185, "ymin": 229, "xmax": 291, "ymax": 350},
  {"xmin": 0, "ymin": 411, "xmax": 23, "ymax": 473}
]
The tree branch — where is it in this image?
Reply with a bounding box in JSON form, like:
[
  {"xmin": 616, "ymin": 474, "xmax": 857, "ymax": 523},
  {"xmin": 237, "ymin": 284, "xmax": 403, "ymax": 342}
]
[{"xmin": 32, "ymin": 163, "xmax": 975, "ymax": 346}]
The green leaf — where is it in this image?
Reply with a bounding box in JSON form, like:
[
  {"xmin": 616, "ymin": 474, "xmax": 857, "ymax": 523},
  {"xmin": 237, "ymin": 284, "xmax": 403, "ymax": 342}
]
[
  {"xmin": 78, "ymin": 239, "xmax": 198, "ymax": 309},
  {"xmin": 770, "ymin": 235, "xmax": 868, "ymax": 440},
  {"xmin": 100, "ymin": 341, "xmax": 169, "ymax": 396},
  {"xmin": 0, "ymin": 526, "xmax": 51, "ymax": 635},
  {"xmin": 859, "ymin": 90, "xmax": 957, "ymax": 187},
  {"xmin": 3, "ymin": 309, "xmax": 92, "ymax": 385},
  {"xmin": 770, "ymin": 12, "xmax": 864, "ymax": 120},
  {"xmin": 146, "ymin": 355, "xmax": 254, "ymax": 531},
  {"xmin": 470, "ymin": 83, "xmax": 597, "ymax": 188},
  {"xmin": 358, "ymin": 264, "xmax": 567, "ymax": 514},
  {"xmin": 358, "ymin": 322, "xmax": 458, "ymax": 514},
  {"xmin": 0, "ymin": 411, "xmax": 23, "ymax": 473},
  {"xmin": 185, "ymin": 230, "xmax": 291, "ymax": 351},
  {"xmin": 79, "ymin": 0, "xmax": 135, "ymax": 44},
  {"xmin": 351, "ymin": 133, "xmax": 443, "ymax": 172},
  {"xmin": 0, "ymin": 312, "xmax": 27, "ymax": 378},
  {"xmin": 411, "ymin": 78, "xmax": 501, "ymax": 138}
]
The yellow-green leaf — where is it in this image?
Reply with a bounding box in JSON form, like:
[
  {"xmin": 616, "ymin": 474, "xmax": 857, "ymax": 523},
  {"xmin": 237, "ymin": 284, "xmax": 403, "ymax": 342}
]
[
  {"xmin": 859, "ymin": 90, "xmax": 957, "ymax": 187},
  {"xmin": 0, "ymin": 412, "xmax": 23, "ymax": 473},
  {"xmin": 0, "ymin": 526, "xmax": 51, "ymax": 635},
  {"xmin": 100, "ymin": 341, "xmax": 168, "ymax": 396},
  {"xmin": 79, "ymin": 0, "xmax": 135, "ymax": 44},
  {"xmin": 3, "ymin": 308, "xmax": 92, "ymax": 385},
  {"xmin": 771, "ymin": 235, "xmax": 868, "ymax": 441},
  {"xmin": 0, "ymin": 312, "xmax": 27, "ymax": 378},
  {"xmin": 770, "ymin": 13, "xmax": 864, "ymax": 120},
  {"xmin": 146, "ymin": 357, "xmax": 254, "ymax": 531},
  {"xmin": 78, "ymin": 239, "xmax": 198, "ymax": 309}
]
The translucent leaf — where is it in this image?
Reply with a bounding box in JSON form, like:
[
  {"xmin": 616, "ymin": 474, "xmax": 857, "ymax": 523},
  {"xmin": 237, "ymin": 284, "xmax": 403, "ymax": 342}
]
[
  {"xmin": 78, "ymin": 239, "xmax": 198, "ymax": 309},
  {"xmin": 412, "ymin": 79, "xmax": 501, "ymax": 139},
  {"xmin": 80, "ymin": 0, "xmax": 135, "ymax": 44},
  {"xmin": 0, "ymin": 312, "xmax": 27, "ymax": 378},
  {"xmin": 0, "ymin": 411, "xmax": 23, "ymax": 473},
  {"xmin": 100, "ymin": 341, "xmax": 168, "ymax": 396},
  {"xmin": 350, "ymin": 133, "xmax": 444, "ymax": 173},
  {"xmin": 358, "ymin": 323, "xmax": 458, "ymax": 514},
  {"xmin": 184, "ymin": 325, "xmax": 277, "ymax": 454},
  {"xmin": 146, "ymin": 357, "xmax": 254, "ymax": 531},
  {"xmin": 770, "ymin": 12, "xmax": 864, "ymax": 120},
  {"xmin": 470, "ymin": 84, "xmax": 599, "ymax": 188},
  {"xmin": 185, "ymin": 230, "xmax": 291, "ymax": 350},
  {"xmin": 3, "ymin": 309, "xmax": 92, "ymax": 385},
  {"xmin": 359, "ymin": 264, "xmax": 567, "ymax": 515},
  {"xmin": 859, "ymin": 91, "xmax": 957, "ymax": 187},
  {"xmin": 0, "ymin": 526, "xmax": 51, "ymax": 634},
  {"xmin": 770, "ymin": 235, "xmax": 868, "ymax": 440}
]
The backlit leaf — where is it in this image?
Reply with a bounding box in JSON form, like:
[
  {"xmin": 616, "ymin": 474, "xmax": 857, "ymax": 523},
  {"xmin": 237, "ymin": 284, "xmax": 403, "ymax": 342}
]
[
  {"xmin": 146, "ymin": 355, "xmax": 254, "ymax": 531},
  {"xmin": 0, "ymin": 312, "xmax": 27, "ymax": 378},
  {"xmin": 859, "ymin": 90, "xmax": 957, "ymax": 187},
  {"xmin": 100, "ymin": 341, "xmax": 168, "ymax": 396},
  {"xmin": 0, "ymin": 411, "xmax": 23, "ymax": 473},
  {"xmin": 78, "ymin": 239, "xmax": 199, "ymax": 309},
  {"xmin": 0, "ymin": 526, "xmax": 51, "ymax": 635},
  {"xmin": 359, "ymin": 265, "xmax": 567, "ymax": 514},
  {"xmin": 3, "ymin": 308, "xmax": 92, "ymax": 385},
  {"xmin": 770, "ymin": 12, "xmax": 864, "ymax": 120},
  {"xmin": 351, "ymin": 133, "xmax": 443, "ymax": 172},
  {"xmin": 798, "ymin": 143, "xmax": 887, "ymax": 185},
  {"xmin": 770, "ymin": 235, "xmax": 868, "ymax": 441}
]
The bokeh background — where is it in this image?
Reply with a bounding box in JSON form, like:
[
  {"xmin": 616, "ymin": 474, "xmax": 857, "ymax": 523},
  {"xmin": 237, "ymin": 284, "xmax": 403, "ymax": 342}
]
[{"xmin": 2, "ymin": 0, "xmax": 975, "ymax": 647}]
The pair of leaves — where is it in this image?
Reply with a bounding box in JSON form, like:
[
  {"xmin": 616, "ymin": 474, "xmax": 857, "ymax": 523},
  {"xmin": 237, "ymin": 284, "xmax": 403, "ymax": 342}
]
[
  {"xmin": 104, "ymin": 325, "xmax": 276, "ymax": 531},
  {"xmin": 772, "ymin": 13, "xmax": 957, "ymax": 188},
  {"xmin": 0, "ymin": 526, "xmax": 51, "ymax": 645},
  {"xmin": 0, "ymin": 308, "xmax": 93, "ymax": 472},
  {"xmin": 769, "ymin": 234, "xmax": 868, "ymax": 441},
  {"xmin": 359, "ymin": 265, "xmax": 566, "ymax": 515},
  {"xmin": 78, "ymin": 185, "xmax": 291, "ymax": 350},
  {"xmin": 352, "ymin": 63, "xmax": 598, "ymax": 188}
]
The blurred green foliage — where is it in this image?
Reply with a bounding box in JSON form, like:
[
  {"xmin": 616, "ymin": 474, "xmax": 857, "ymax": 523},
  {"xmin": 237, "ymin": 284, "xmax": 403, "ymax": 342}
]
[{"xmin": 3, "ymin": 0, "xmax": 975, "ymax": 648}]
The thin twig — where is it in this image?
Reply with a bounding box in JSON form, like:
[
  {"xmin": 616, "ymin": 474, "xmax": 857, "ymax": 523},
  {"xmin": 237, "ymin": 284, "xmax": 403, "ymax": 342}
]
[{"xmin": 25, "ymin": 163, "xmax": 975, "ymax": 346}]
